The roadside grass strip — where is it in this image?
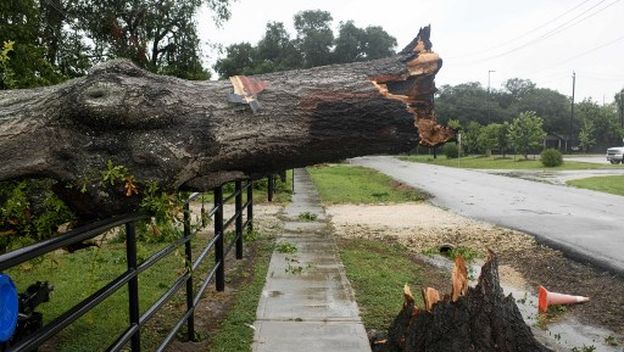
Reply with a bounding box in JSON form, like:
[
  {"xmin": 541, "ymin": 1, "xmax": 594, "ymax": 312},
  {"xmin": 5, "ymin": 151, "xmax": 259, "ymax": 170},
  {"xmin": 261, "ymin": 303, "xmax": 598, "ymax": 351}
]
[
  {"xmin": 400, "ymin": 154, "xmax": 622, "ymax": 170},
  {"xmin": 567, "ymin": 175, "xmax": 624, "ymax": 196},
  {"xmin": 337, "ymin": 238, "xmax": 430, "ymax": 331},
  {"xmin": 307, "ymin": 164, "xmax": 428, "ymax": 204}
]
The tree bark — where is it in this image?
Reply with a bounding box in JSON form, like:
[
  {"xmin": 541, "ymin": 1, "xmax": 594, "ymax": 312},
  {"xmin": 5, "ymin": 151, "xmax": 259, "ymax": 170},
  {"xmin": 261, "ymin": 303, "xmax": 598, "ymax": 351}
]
[
  {"xmin": 372, "ymin": 252, "xmax": 551, "ymax": 352},
  {"xmin": 0, "ymin": 26, "xmax": 453, "ymax": 217}
]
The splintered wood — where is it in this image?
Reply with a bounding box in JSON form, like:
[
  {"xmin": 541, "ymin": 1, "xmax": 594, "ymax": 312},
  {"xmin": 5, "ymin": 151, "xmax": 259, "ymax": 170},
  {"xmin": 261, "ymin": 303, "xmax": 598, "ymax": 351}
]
[{"xmin": 371, "ymin": 251, "xmax": 551, "ymax": 352}]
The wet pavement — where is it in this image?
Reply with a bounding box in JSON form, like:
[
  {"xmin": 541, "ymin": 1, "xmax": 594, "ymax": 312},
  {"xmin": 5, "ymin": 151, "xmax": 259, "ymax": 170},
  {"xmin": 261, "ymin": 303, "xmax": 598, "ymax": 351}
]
[
  {"xmin": 352, "ymin": 156, "xmax": 624, "ymax": 275},
  {"xmin": 252, "ymin": 169, "xmax": 371, "ymax": 352}
]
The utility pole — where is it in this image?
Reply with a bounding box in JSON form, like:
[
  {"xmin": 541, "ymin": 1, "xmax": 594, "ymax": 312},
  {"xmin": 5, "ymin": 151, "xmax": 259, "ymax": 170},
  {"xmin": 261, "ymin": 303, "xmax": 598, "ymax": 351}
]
[{"xmin": 569, "ymin": 71, "xmax": 576, "ymax": 152}]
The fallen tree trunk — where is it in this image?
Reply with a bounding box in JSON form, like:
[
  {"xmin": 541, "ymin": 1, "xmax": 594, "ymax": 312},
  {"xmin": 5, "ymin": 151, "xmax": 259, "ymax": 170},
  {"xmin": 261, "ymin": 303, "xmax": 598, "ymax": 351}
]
[
  {"xmin": 372, "ymin": 252, "xmax": 551, "ymax": 352},
  {"xmin": 0, "ymin": 26, "xmax": 453, "ymax": 217}
]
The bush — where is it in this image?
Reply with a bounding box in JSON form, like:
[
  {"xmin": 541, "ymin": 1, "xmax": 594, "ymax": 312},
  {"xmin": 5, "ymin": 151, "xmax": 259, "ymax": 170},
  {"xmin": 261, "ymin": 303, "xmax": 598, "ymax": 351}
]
[
  {"xmin": 443, "ymin": 142, "xmax": 459, "ymax": 159},
  {"xmin": 540, "ymin": 148, "xmax": 563, "ymax": 167}
]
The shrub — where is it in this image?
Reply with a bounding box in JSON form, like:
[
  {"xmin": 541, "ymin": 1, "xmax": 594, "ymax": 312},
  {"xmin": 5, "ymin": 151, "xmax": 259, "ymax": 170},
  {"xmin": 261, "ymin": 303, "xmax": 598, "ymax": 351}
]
[
  {"xmin": 443, "ymin": 142, "xmax": 459, "ymax": 159},
  {"xmin": 540, "ymin": 148, "xmax": 563, "ymax": 167}
]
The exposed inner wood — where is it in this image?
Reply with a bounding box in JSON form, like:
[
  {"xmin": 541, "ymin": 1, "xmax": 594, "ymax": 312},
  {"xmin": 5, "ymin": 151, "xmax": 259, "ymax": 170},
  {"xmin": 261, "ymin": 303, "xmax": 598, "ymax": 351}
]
[
  {"xmin": 422, "ymin": 287, "xmax": 441, "ymax": 312},
  {"xmin": 371, "ymin": 250, "xmax": 551, "ymax": 352},
  {"xmin": 451, "ymin": 256, "xmax": 468, "ymax": 301}
]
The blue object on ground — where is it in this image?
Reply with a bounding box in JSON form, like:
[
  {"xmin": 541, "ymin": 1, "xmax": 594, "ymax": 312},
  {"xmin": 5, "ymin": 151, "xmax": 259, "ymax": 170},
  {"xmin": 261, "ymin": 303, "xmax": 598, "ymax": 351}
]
[{"xmin": 0, "ymin": 274, "xmax": 18, "ymax": 342}]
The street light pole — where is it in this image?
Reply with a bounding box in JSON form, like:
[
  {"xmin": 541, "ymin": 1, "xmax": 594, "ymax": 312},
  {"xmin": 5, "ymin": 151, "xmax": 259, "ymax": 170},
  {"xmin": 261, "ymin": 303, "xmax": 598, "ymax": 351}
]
[
  {"xmin": 488, "ymin": 70, "xmax": 496, "ymax": 93},
  {"xmin": 487, "ymin": 70, "xmax": 496, "ymax": 122},
  {"xmin": 569, "ymin": 71, "xmax": 576, "ymax": 152}
]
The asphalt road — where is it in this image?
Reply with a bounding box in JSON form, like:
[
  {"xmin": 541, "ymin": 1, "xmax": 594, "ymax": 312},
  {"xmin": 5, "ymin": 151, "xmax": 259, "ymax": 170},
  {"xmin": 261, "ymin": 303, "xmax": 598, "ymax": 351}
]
[{"xmin": 352, "ymin": 155, "xmax": 624, "ymax": 274}]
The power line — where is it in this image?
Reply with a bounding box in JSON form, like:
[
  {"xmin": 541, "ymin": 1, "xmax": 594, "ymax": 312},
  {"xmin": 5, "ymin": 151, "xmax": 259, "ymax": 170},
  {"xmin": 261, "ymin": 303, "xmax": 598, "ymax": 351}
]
[
  {"xmin": 453, "ymin": 0, "xmax": 621, "ymax": 64},
  {"xmin": 552, "ymin": 35, "xmax": 624, "ymax": 66},
  {"xmin": 447, "ymin": 0, "xmax": 594, "ymax": 59},
  {"xmin": 533, "ymin": 0, "xmax": 621, "ymax": 43}
]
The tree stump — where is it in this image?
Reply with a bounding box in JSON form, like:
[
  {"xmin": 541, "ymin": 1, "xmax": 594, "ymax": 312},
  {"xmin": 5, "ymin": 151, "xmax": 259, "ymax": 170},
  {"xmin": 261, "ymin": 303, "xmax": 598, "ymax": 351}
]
[{"xmin": 372, "ymin": 252, "xmax": 551, "ymax": 352}]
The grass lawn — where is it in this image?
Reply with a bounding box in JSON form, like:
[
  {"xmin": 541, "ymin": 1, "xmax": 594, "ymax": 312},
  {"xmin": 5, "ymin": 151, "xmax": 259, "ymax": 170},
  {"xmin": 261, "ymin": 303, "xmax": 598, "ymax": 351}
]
[
  {"xmin": 207, "ymin": 239, "xmax": 272, "ymax": 352},
  {"xmin": 338, "ymin": 238, "xmax": 429, "ymax": 331},
  {"xmin": 8, "ymin": 239, "xmax": 184, "ymax": 351},
  {"xmin": 307, "ymin": 164, "xmax": 428, "ymax": 204},
  {"xmin": 567, "ymin": 175, "xmax": 624, "ymax": 196},
  {"xmin": 7, "ymin": 223, "xmax": 273, "ymax": 351},
  {"xmin": 399, "ymin": 154, "xmax": 621, "ymax": 170}
]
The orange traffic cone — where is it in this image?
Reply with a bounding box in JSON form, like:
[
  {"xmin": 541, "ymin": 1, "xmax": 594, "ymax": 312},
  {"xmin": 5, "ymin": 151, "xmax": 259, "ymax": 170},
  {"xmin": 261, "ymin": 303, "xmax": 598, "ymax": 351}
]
[{"xmin": 538, "ymin": 285, "xmax": 590, "ymax": 313}]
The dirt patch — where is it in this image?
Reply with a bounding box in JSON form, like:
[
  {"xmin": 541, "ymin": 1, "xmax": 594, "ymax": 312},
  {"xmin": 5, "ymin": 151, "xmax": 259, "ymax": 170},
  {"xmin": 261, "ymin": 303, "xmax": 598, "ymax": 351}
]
[{"xmin": 327, "ymin": 203, "xmax": 624, "ymax": 337}]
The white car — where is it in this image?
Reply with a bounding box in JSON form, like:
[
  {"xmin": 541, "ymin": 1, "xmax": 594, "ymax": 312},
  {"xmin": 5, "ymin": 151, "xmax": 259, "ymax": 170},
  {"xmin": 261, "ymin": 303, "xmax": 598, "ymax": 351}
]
[{"xmin": 606, "ymin": 146, "xmax": 624, "ymax": 164}]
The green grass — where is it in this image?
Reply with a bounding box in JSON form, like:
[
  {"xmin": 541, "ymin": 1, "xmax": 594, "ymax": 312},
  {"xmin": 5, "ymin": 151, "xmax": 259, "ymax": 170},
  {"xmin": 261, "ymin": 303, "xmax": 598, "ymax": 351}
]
[
  {"xmin": 207, "ymin": 240, "xmax": 272, "ymax": 352},
  {"xmin": 307, "ymin": 164, "xmax": 428, "ymax": 204},
  {"xmin": 7, "ymin": 240, "xmax": 185, "ymax": 351},
  {"xmin": 567, "ymin": 175, "xmax": 624, "ymax": 196},
  {"xmin": 399, "ymin": 154, "xmax": 621, "ymax": 170},
  {"xmin": 7, "ymin": 226, "xmax": 273, "ymax": 351},
  {"xmin": 338, "ymin": 238, "xmax": 427, "ymax": 331}
]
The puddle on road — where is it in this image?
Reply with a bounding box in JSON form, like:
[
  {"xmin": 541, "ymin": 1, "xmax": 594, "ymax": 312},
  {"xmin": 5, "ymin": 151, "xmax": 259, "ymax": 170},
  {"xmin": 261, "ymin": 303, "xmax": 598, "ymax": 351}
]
[{"xmin": 418, "ymin": 254, "xmax": 623, "ymax": 352}]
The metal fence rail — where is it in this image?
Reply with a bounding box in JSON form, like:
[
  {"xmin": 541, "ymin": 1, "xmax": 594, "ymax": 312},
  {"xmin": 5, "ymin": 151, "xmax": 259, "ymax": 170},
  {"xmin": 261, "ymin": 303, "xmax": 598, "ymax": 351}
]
[{"xmin": 0, "ymin": 180, "xmax": 255, "ymax": 352}]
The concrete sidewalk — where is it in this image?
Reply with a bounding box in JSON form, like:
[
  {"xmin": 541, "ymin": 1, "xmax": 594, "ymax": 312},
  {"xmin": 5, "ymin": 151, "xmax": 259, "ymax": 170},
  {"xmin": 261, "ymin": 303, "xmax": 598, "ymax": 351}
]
[{"xmin": 252, "ymin": 169, "xmax": 371, "ymax": 352}]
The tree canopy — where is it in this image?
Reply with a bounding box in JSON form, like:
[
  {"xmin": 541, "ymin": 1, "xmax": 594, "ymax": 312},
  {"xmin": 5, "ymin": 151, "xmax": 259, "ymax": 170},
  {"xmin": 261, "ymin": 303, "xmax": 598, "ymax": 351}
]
[
  {"xmin": 214, "ymin": 10, "xmax": 397, "ymax": 78},
  {"xmin": 1, "ymin": 0, "xmax": 232, "ymax": 84},
  {"xmin": 436, "ymin": 78, "xmax": 624, "ymax": 148}
]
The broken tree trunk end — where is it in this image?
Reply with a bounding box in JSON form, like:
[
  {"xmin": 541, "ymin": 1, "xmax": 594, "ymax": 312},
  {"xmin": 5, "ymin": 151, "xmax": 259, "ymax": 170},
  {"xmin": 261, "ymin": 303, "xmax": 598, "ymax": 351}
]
[
  {"xmin": 0, "ymin": 26, "xmax": 453, "ymax": 218},
  {"xmin": 371, "ymin": 251, "xmax": 551, "ymax": 352}
]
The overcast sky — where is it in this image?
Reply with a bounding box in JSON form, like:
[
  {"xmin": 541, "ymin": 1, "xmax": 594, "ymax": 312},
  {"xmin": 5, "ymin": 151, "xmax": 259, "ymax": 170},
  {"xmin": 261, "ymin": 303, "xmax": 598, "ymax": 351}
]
[{"xmin": 197, "ymin": 0, "xmax": 624, "ymax": 103}]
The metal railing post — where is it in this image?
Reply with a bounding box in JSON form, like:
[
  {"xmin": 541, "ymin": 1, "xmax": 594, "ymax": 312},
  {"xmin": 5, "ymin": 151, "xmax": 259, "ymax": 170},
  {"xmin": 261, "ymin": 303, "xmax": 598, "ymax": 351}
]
[
  {"xmin": 183, "ymin": 202, "xmax": 195, "ymax": 341},
  {"xmin": 200, "ymin": 194, "xmax": 206, "ymax": 228},
  {"xmin": 267, "ymin": 175, "xmax": 274, "ymax": 202},
  {"xmin": 214, "ymin": 186, "xmax": 225, "ymax": 292},
  {"xmin": 125, "ymin": 222, "xmax": 141, "ymax": 352},
  {"xmin": 247, "ymin": 180, "xmax": 253, "ymax": 233},
  {"xmin": 235, "ymin": 181, "xmax": 243, "ymax": 259}
]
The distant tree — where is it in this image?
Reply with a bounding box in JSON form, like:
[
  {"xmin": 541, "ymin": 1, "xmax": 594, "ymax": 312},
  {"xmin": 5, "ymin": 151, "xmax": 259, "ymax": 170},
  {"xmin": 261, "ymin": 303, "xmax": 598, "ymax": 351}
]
[
  {"xmin": 436, "ymin": 82, "xmax": 510, "ymax": 126},
  {"xmin": 463, "ymin": 121, "xmax": 483, "ymax": 154},
  {"xmin": 333, "ymin": 21, "xmax": 396, "ymax": 64},
  {"xmin": 294, "ymin": 10, "xmax": 334, "ymax": 68},
  {"xmin": 447, "ymin": 118, "xmax": 462, "ymax": 130},
  {"xmin": 256, "ymin": 22, "xmax": 302, "ymax": 72},
  {"xmin": 508, "ymin": 111, "xmax": 547, "ymax": 159},
  {"xmin": 214, "ymin": 42, "xmax": 258, "ymax": 78},
  {"xmin": 214, "ymin": 12, "xmax": 396, "ymax": 78},
  {"xmin": 576, "ymin": 98, "xmax": 620, "ymax": 147},
  {"xmin": 361, "ymin": 25, "xmax": 397, "ymax": 59},
  {"xmin": 578, "ymin": 119, "xmax": 596, "ymax": 152},
  {"xmin": 615, "ymin": 88, "xmax": 624, "ymax": 129},
  {"xmin": 497, "ymin": 121, "xmax": 511, "ymax": 157},
  {"xmin": 503, "ymin": 78, "xmax": 536, "ymax": 99},
  {"xmin": 478, "ymin": 123, "xmax": 502, "ymax": 156},
  {"xmin": 510, "ymin": 88, "xmax": 569, "ymax": 135},
  {"xmin": 333, "ymin": 21, "xmax": 365, "ymax": 63}
]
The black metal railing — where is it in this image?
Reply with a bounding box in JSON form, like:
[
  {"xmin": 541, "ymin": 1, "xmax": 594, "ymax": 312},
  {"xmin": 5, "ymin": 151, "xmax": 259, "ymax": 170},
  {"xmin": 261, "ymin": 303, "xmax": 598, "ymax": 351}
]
[{"xmin": 0, "ymin": 180, "xmax": 255, "ymax": 352}]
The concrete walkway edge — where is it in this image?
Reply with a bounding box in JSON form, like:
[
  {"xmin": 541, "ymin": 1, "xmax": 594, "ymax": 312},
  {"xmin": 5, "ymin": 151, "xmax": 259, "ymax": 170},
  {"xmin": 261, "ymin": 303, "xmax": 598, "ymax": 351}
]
[{"xmin": 252, "ymin": 169, "xmax": 371, "ymax": 352}]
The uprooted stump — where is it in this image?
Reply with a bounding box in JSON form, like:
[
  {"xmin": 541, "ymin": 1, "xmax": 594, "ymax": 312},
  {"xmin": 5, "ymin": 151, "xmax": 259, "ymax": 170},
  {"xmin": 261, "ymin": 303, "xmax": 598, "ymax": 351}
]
[{"xmin": 371, "ymin": 251, "xmax": 551, "ymax": 352}]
